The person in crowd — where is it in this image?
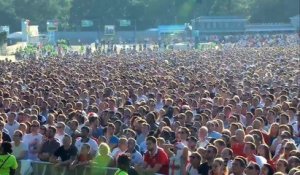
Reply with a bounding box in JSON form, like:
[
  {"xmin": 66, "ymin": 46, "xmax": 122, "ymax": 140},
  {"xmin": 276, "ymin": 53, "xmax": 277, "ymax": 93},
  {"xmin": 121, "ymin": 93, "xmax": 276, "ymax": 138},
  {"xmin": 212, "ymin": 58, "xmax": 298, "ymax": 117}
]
[
  {"xmin": 74, "ymin": 126, "xmax": 98, "ymax": 158},
  {"xmin": 243, "ymin": 142, "xmax": 267, "ymax": 168},
  {"xmin": 23, "ymin": 120, "xmax": 43, "ymax": 160},
  {"xmin": 186, "ymin": 152, "xmax": 202, "ymax": 175},
  {"xmin": 244, "ymin": 162, "xmax": 260, "ymax": 175},
  {"xmin": 125, "ymin": 138, "xmax": 143, "ymax": 166},
  {"xmin": 70, "ymin": 143, "xmax": 92, "ymax": 169},
  {"xmin": 38, "ymin": 126, "xmax": 60, "ymax": 162},
  {"xmin": 54, "ymin": 122, "xmax": 67, "ymax": 145},
  {"xmin": 4, "ymin": 112, "xmax": 20, "ymax": 139},
  {"xmin": 11, "ymin": 130, "xmax": 27, "ymax": 160},
  {"xmin": 114, "ymin": 154, "xmax": 131, "ymax": 175},
  {"xmin": 261, "ymin": 163, "xmax": 275, "ymax": 175},
  {"xmin": 50, "ymin": 135, "xmax": 77, "ymax": 167},
  {"xmin": 0, "ymin": 142, "xmax": 18, "ymax": 175},
  {"xmin": 231, "ymin": 157, "xmax": 247, "ymax": 175},
  {"xmin": 275, "ymin": 159, "xmax": 289, "ymax": 174},
  {"xmin": 209, "ymin": 157, "xmax": 228, "ymax": 175},
  {"xmin": 93, "ymin": 143, "xmax": 113, "ymax": 174},
  {"xmin": 105, "ymin": 123, "xmax": 120, "ymax": 150},
  {"xmin": 221, "ymin": 148, "xmax": 234, "ymax": 171},
  {"xmin": 0, "ymin": 120, "xmax": 11, "ymax": 142},
  {"xmin": 198, "ymin": 145, "xmax": 218, "ymax": 175},
  {"xmin": 165, "ymin": 141, "xmax": 188, "ymax": 175},
  {"xmin": 136, "ymin": 136, "xmax": 169, "ymax": 174},
  {"xmin": 197, "ymin": 126, "xmax": 210, "ymax": 148}
]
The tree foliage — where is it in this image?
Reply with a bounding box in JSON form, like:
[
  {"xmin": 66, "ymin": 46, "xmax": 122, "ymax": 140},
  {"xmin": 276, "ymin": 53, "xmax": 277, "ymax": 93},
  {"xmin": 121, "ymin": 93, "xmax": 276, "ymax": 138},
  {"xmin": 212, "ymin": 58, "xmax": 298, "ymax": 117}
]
[{"xmin": 0, "ymin": 0, "xmax": 299, "ymax": 32}]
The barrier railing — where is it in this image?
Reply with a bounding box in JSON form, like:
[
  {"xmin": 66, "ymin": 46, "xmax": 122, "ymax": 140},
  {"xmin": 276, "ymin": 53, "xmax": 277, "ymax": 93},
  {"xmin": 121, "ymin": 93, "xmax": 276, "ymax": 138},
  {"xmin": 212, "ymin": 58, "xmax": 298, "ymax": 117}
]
[
  {"xmin": 16, "ymin": 160, "xmax": 118, "ymax": 175},
  {"xmin": 15, "ymin": 160, "xmax": 164, "ymax": 175}
]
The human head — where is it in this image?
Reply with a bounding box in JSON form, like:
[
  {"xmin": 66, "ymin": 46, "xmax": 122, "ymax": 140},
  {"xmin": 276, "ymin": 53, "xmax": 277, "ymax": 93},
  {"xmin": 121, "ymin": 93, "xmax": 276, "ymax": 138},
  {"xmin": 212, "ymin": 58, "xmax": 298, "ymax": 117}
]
[
  {"xmin": 243, "ymin": 142, "xmax": 256, "ymax": 155},
  {"xmin": 30, "ymin": 120, "xmax": 40, "ymax": 134},
  {"xmin": 189, "ymin": 152, "xmax": 202, "ymax": 168},
  {"xmin": 198, "ymin": 126, "xmax": 208, "ymax": 140},
  {"xmin": 257, "ymin": 144, "xmax": 271, "ymax": 160},
  {"xmin": 81, "ymin": 143, "xmax": 91, "ymax": 154},
  {"xmin": 221, "ymin": 148, "xmax": 233, "ymax": 165},
  {"xmin": 117, "ymin": 154, "xmax": 131, "ymax": 171},
  {"xmin": 62, "ymin": 134, "xmax": 72, "ymax": 147},
  {"xmin": 99, "ymin": 143, "xmax": 111, "ymax": 156},
  {"xmin": 107, "ymin": 123, "xmax": 116, "ymax": 135},
  {"xmin": 212, "ymin": 158, "xmax": 227, "ymax": 175},
  {"xmin": 276, "ymin": 159, "xmax": 288, "ymax": 174},
  {"xmin": 205, "ymin": 145, "xmax": 217, "ymax": 162},
  {"xmin": 244, "ymin": 162, "xmax": 260, "ymax": 175},
  {"xmin": 213, "ymin": 139, "xmax": 226, "ymax": 156},
  {"xmin": 127, "ymin": 138, "xmax": 136, "ymax": 152},
  {"xmin": 47, "ymin": 126, "xmax": 57, "ymax": 138},
  {"xmin": 261, "ymin": 164, "xmax": 274, "ymax": 175},
  {"xmin": 0, "ymin": 141, "xmax": 13, "ymax": 154},
  {"xmin": 12, "ymin": 130, "xmax": 23, "ymax": 143},
  {"xmin": 287, "ymin": 156, "xmax": 300, "ymax": 170},
  {"xmin": 232, "ymin": 157, "xmax": 247, "ymax": 175},
  {"xmin": 118, "ymin": 137, "xmax": 128, "ymax": 151},
  {"xmin": 81, "ymin": 126, "xmax": 90, "ymax": 138},
  {"xmin": 146, "ymin": 136, "xmax": 157, "ymax": 152}
]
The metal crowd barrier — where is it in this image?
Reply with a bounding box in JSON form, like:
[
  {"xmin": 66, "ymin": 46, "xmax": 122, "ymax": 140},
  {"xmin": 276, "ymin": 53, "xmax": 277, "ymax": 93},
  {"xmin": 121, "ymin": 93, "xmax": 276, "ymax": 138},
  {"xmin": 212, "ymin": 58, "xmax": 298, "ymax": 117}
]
[
  {"xmin": 15, "ymin": 160, "xmax": 118, "ymax": 175},
  {"xmin": 15, "ymin": 160, "xmax": 164, "ymax": 175}
]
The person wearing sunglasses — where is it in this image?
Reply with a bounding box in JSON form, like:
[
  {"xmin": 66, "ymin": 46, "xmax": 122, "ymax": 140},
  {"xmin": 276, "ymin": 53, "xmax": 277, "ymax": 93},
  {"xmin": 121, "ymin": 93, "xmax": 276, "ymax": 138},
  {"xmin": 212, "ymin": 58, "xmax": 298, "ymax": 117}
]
[
  {"xmin": 244, "ymin": 162, "xmax": 260, "ymax": 175},
  {"xmin": 186, "ymin": 152, "xmax": 202, "ymax": 175}
]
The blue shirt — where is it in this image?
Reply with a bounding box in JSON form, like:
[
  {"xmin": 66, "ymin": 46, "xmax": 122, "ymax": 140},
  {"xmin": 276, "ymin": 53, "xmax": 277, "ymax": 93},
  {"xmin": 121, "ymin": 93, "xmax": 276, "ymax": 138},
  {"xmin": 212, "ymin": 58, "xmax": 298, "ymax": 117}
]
[
  {"xmin": 208, "ymin": 131, "xmax": 222, "ymax": 139},
  {"xmin": 109, "ymin": 135, "xmax": 119, "ymax": 145}
]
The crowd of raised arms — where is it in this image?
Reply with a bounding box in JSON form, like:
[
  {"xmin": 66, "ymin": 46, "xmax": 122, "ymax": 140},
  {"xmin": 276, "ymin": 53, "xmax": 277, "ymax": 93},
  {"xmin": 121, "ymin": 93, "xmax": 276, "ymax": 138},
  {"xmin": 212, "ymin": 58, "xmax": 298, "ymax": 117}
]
[{"xmin": 0, "ymin": 35, "xmax": 299, "ymax": 175}]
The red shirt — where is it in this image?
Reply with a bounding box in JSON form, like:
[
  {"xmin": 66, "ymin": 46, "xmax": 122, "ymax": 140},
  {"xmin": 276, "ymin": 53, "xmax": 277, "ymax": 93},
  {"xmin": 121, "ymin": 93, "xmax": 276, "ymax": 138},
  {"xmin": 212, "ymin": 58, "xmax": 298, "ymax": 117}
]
[
  {"xmin": 144, "ymin": 147, "xmax": 169, "ymax": 175},
  {"xmin": 231, "ymin": 142, "xmax": 246, "ymax": 157}
]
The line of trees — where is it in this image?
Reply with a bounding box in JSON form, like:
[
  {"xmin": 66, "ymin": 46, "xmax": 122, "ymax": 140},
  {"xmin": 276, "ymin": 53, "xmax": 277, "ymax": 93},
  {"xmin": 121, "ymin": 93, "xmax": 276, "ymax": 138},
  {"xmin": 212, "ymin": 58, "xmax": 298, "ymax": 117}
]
[{"xmin": 0, "ymin": 0, "xmax": 299, "ymax": 32}]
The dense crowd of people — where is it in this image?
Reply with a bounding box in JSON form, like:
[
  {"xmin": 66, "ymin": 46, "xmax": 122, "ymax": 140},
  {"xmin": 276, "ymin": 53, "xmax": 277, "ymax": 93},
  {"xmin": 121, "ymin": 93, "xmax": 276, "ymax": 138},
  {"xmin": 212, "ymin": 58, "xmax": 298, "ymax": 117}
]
[{"xmin": 0, "ymin": 38, "xmax": 299, "ymax": 175}]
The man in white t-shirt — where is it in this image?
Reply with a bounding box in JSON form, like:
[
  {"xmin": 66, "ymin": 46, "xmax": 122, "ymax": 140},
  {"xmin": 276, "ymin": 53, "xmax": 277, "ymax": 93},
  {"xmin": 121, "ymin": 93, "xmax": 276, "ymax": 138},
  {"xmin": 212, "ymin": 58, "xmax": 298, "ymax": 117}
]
[
  {"xmin": 23, "ymin": 120, "xmax": 43, "ymax": 160},
  {"xmin": 74, "ymin": 126, "xmax": 98, "ymax": 158},
  {"xmin": 4, "ymin": 112, "xmax": 20, "ymax": 138}
]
